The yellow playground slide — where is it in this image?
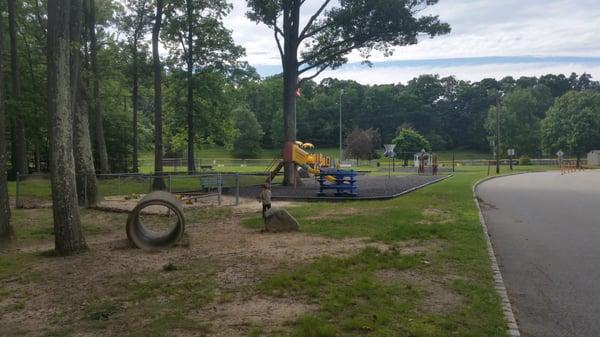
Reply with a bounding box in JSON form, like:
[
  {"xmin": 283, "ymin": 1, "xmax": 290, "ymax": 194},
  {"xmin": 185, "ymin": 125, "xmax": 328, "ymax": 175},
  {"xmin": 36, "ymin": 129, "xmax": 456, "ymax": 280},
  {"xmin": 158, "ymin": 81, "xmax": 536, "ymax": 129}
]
[{"xmin": 267, "ymin": 141, "xmax": 337, "ymax": 183}]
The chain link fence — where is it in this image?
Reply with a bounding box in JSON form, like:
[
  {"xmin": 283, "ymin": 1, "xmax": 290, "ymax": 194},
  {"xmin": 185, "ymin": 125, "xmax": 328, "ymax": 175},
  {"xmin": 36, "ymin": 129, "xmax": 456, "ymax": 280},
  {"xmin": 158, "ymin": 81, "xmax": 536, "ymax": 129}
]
[{"xmin": 10, "ymin": 172, "xmax": 270, "ymax": 209}]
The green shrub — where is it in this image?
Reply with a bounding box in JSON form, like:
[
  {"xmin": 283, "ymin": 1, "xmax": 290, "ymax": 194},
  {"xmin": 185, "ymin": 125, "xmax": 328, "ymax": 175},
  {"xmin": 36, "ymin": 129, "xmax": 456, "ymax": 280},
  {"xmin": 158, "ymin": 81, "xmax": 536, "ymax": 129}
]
[{"xmin": 519, "ymin": 155, "xmax": 531, "ymax": 165}]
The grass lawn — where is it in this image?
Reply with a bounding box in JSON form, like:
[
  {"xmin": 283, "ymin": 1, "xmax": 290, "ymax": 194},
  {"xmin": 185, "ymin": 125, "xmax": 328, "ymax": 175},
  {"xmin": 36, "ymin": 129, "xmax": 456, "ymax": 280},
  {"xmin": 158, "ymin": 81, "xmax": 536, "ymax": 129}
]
[
  {"xmin": 1, "ymin": 165, "xmax": 558, "ymax": 336},
  {"xmin": 241, "ymin": 167, "xmax": 545, "ymax": 337}
]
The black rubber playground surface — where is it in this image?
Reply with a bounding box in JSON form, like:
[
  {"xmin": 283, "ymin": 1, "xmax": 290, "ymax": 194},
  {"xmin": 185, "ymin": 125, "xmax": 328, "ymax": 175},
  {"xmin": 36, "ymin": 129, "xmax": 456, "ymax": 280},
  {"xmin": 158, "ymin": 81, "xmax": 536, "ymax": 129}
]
[{"xmin": 229, "ymin": 174, "xmax": 451, "ymax": 201}]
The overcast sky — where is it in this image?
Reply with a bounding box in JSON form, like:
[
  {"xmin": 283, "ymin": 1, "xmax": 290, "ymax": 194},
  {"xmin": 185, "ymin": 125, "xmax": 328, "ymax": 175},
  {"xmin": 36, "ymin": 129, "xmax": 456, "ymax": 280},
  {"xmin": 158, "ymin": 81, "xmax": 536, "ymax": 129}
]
[{"xmin": 223, "ymin": 0, "xmax": 600, "ymax": 84}]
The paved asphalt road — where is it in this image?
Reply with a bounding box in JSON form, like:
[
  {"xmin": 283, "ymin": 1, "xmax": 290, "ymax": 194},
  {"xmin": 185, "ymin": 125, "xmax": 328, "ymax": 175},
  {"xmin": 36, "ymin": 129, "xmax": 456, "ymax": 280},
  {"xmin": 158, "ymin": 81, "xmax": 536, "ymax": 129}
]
[{"xmin": 476, "ymin": 171, "xmax": 600, "ymax": 337}]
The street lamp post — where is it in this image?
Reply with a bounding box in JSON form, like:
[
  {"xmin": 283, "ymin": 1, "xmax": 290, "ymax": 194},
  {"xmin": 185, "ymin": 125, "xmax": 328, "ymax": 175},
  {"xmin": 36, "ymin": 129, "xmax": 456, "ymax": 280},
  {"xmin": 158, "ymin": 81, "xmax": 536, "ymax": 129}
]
[
  {"xmin": 339, "ymin": 89, "xmax": 344, "ymax": 167},
  {"xmin": 496, "ymin": 94, "xmax": 501, "ymax": 174}
]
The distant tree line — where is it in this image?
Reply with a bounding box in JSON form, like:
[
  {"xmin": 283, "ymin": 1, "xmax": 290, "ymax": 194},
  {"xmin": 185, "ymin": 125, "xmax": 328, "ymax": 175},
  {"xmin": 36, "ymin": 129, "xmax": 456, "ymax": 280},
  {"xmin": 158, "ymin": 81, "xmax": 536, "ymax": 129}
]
[{"xmin": 240, "ymin": 73, "xmax": 600, "ymax": 157}]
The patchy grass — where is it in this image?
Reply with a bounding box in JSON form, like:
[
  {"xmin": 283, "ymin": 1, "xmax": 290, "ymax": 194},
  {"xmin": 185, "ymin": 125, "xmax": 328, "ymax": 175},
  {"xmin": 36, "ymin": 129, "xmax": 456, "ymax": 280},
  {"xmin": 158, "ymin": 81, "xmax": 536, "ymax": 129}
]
[
  {"xmin": 0, "ymin": 254, "xmax": 40, "ymax": 282},
  {"xmin": 10, "ymin": 208, "xmax": 127, "ymax": 243},
  {"xmin": 241, "ymin": 167, "xmax": 557, "ymax": 336},
  {"xmin": 49, "ymin": 259, "xmax": 216, "ymax": 337},
  {"xmin": 2, "ymin": 166, "xmax": 556, "ymax": 337}
]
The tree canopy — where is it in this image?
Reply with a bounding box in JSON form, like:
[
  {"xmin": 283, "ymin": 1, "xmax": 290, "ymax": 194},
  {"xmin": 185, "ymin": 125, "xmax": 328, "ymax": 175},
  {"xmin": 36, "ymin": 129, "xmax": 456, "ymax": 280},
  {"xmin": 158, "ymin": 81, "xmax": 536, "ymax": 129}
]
[
  {"xmin": 232, "ymin": 107, "xmax": 264, "ymax": 159},
  {"xmin": 541, "ymin": 91, "xmax": 600, "ymax": 160},
  {"xmin": 245, "ymin": 0, "xmax": 450, "ymax": 184},
  {"xmin": 393, "ymin": 128, "xmax": 431, "ymax": 155}
]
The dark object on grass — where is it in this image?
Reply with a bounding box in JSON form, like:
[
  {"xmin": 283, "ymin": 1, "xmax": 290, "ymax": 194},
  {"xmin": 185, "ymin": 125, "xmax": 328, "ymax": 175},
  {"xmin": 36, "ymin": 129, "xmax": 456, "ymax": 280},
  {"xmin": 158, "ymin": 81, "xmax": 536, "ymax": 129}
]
[
  {"xmin": 126, "ymin": 191, "xmax": 185, "ymax": 250},
  {"xmin": 162, "ymin": 263, "xmax": 178, "ymax": 272},
  {"xmin": 264, "ymin": 208, "xmax": 300, "ymax": 233}
]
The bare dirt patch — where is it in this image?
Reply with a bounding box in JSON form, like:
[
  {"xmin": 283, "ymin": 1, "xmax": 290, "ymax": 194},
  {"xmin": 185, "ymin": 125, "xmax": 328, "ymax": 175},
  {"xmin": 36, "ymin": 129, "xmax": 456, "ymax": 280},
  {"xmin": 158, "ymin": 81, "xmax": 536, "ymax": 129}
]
[
  {"xmin": 422, "ymin": 208, "xmax": 447, "ymax": 216},
  {"xmin": 374, "ymin": 269, "xmax": 464, "ymax": 313},
  {"xmin": 1, "ymin": 201, "xmax": 443, "ymax": 337},
  {"xmin": 201, "ymin": 296, "xmax": 317, "ymax": 337},
  {"xmin": 303, "ymin": 206, "xmax": 381, "ymax": 221},
  {"xmin": 419, "ymin": 208, "xmax": 456, "ymax": 225}
]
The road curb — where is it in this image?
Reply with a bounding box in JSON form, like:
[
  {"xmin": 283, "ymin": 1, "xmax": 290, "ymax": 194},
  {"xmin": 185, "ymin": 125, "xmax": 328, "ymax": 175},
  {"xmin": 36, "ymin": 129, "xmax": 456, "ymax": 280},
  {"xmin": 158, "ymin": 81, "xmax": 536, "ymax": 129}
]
[{"xmin": 473, "ymin": 173, "xmax": 527, "ymax": 337}]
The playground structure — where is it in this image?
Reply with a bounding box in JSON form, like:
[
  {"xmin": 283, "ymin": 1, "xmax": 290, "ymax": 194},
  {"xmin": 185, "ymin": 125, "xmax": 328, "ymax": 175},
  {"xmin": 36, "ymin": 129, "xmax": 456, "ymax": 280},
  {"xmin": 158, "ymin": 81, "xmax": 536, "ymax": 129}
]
[
  {"xmin": 415, "ymin": 150, "xmax": 440, "ymax": 176},
  {"xmin": 317, "ymin": 169, "xmax": 358, "ymax": 197},
  {"xmin": 266, "ymin": 141, "xmax": 359, "ymax": 197}
]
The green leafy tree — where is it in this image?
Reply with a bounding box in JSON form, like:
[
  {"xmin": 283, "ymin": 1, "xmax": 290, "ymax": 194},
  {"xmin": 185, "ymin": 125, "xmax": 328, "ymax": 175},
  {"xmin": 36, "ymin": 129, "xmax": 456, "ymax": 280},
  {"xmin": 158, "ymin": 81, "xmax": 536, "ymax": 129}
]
[
  {"xmin": 232, "ymin": 107, "xmax": 264, "ymax": 159},
  {"xmin": 345, "ymin": 128, "xmax": 379, "ymax": 165},
  {"xmin": 85, "ymin": 0, "xmax": 111, "ymax": 173},
  {"xmin": 152, "ymin": 0, "xmax": 166, "ymax": 190},
  {"xmin": 393, "ymin": 128, "xmax": 430, "ymax": 166},
  {"xmin": 8, "ymin": 0, "xmax": 28, "ymax": 175},
  {"xmin": 121, "ymin": 0, "xmax": 153, "ymax": 172},
  {"xmin": 163, "ymin": 70, "xmax": 237, "ymax": 154},
  {"xmin": 245, "ymin": 0, "xmax": 450, "ymax": 185},
  {"xmin": 541, "ymin": 91, "xmax": 600, "ymax": 166},
  {"xmin": 485, "ymin": 87, "xmax": 553, "ymax": 157},
  {"xmin": 240, "ymin": 75, "xmax": 283, "ymax": 148},
  {"xmin": 163, "ymin": 0, "xmax": 244, "ymax": 172}
]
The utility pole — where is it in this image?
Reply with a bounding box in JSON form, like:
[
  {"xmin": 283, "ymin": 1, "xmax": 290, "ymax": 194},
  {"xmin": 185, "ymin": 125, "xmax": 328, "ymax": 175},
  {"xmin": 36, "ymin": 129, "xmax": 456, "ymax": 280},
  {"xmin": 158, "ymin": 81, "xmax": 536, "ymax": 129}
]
[
  {"xmin": 496, "ymin": 94, "xmax": 501, "ymax": 174},
  {"xmin": 339, "ymin": 89, "xmax": 344, "ymax": 167}
]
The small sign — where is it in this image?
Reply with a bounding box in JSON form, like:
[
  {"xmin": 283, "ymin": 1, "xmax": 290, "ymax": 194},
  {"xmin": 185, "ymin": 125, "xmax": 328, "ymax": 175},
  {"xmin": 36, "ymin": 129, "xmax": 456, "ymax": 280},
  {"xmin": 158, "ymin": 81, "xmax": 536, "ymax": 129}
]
[
  {"xmin": 383, "ymin": 144, "xmax": 396, "ymax": 158},
  {"xmin": 507, "ymin": 149, "xmax": 515, "ymax": 156},
  {"xmin": 556, "ymin": 150, "xmax": 564, "ymax": 157}
]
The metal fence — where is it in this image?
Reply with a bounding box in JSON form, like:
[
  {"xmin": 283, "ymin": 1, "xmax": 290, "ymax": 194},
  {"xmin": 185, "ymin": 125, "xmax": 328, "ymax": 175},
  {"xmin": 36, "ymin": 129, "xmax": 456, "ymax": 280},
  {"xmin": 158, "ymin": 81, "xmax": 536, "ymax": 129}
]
[
  {"xmin": 10, "ymin": 172, "xmax": 270, "ymax": 209},
  {"xmin": 137, "ymin": 156, "xmax": 572, "ymax": 172}
]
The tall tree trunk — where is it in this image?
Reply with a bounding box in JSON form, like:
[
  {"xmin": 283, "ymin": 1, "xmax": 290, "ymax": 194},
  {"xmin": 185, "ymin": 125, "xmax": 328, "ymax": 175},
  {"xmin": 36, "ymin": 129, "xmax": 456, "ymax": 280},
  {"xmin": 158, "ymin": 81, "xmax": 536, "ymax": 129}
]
[
  {"xmin": 151, "ymin": 0, "xmax": 165, "ymax": 190},
  {"xmin": 74, "ymin": 82, "xmax": 100, "ymax": 206},
  {"xmin": 281, "ymin": 1, "xmax": 300, "ymax": 185},
  {"xmin": 34, "ymin": 145, "xmax": 41, "ymax": 172},
  {"xmin": 186, "ymin": 0, "xmax": 195, "ymax": 174},
  {"xmin": 71, "ymin": 0, "xmax": 99, "ymax": 207},
  {"xmin": 8, "ymin": 0, "xmax": 28, "ymax": 176},
  {"xmin": 131, "ymin": 0, "xmax": 147, "ymax": 174},
  {"xmin": 87, "ymin": 0, "xmax": 109, "ymax": 174},
  {"xmin": 47, "ymin": 0, "xmax": 87, "ymax": 254},
  {"xmin": 131, "ymin": 38, "xmax": 139, "ymax": 173},
  {"xmin": 0, "ymin": 10, "xmax": 14, "ymax": 242}
]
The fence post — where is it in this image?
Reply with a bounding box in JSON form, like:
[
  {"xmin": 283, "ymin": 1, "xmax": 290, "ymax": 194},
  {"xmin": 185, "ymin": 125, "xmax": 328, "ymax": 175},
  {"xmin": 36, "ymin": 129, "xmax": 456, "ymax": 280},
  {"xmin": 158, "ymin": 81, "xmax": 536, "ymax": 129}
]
[
  {"xmin": 118, "ymin": 175, "xmax": 122, "ymax": 196},
  {"xmin": 235, "ymin": 173, "xmax": 240, "ymax": 206},
  {"xmin": 217, "ymin": 173, "xmax": 222, "ymax": 206},
  {"xmin": 15, "ymin": 171, "xmax": 22, "ymax": 209},
  {"xmin": 168, "ymin": 174, "xmax": 172, "ymax": 193}
]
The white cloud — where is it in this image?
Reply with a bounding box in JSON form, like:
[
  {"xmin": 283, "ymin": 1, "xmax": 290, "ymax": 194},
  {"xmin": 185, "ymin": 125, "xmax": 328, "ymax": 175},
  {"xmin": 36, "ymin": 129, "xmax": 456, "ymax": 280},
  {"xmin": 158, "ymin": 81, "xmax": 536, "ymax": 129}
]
[
  {"xmin": 319, "ymin": 61, "xmax": 600, "ymax": 85},
  {"xmin": 225, "ymin": 0, "xmax": 600, "ymax": 83}
]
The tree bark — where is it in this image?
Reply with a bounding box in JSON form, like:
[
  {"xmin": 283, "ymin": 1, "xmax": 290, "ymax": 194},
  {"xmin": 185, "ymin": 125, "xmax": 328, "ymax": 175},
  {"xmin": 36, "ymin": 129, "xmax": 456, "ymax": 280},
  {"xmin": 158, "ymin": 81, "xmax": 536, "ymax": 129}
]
[
  {"xmin": 152, "ymin": 0, "xmax": 165, "ymax": 190},
  {"xmin": 74, "ymin": 82, "xmax": 100, "ymax": 206},
  {"xmin": 131, "ymin": 1, "xmax": 147, "ymax": 174},
  {"xmin": 87, "ymin": 0, "xmax": 110, "ymax": 174},
  {"xmin": 47, "ymin": 0, "xmax": 87, "ymax": 254},
  {"xmin": 8, "ymin": 0, "xmax": 28, "ymax": 176},
  {"xmin": 281, "ymin": 1, "xmax": 300, "ymax": 185},
  {"xmin": 71, "ymin": 0, "xmax": 99, "ymax": 207},
  {"xmin": 186, "ymin": 0, "xmax": 195, "ymax": 174},
  {"xmin": 0, "ymin": 10, "xmax": 14, "ymax": 242},
  {"xmin": 131, "ymin": 38, "xmax": 139, "ymax": 173}
]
